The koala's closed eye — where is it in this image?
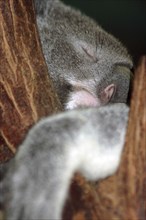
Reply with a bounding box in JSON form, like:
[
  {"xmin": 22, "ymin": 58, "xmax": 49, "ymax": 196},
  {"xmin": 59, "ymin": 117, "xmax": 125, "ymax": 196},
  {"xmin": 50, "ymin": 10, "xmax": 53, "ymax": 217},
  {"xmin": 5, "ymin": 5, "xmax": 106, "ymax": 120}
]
[{"xmin": 81, "ymin": 45, "xmax": 98, "ymax": 62}]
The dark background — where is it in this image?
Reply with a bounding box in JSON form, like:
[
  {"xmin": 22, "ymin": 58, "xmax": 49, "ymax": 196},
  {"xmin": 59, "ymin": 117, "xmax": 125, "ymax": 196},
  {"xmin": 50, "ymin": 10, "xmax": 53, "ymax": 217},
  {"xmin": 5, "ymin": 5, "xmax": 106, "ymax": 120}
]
[{"xmin": 62, "ymin": 0, "xmax": 146, "ymax": 66}]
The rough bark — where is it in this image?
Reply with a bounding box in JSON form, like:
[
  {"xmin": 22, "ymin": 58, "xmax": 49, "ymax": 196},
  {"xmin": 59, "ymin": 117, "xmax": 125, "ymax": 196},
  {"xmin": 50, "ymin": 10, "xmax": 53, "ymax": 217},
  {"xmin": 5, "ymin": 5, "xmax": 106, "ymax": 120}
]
[
  {"xmin": 0, "ymin": 0, "xmax": 62, "ymax": 163},
  {"xmin": 63, "ymin": 57, "xmax": 146, "ymax": 220},
  {"xmin": 93, "ymin": 56, "xmax": 146, "ymax": 220}
]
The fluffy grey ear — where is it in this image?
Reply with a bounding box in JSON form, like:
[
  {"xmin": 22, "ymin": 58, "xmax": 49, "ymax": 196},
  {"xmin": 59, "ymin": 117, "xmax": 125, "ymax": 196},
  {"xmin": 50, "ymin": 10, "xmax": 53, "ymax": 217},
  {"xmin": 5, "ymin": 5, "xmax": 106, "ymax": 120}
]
[{"xmin": 100, "ymin": 84, "xmax": 116, "ymax": 104}]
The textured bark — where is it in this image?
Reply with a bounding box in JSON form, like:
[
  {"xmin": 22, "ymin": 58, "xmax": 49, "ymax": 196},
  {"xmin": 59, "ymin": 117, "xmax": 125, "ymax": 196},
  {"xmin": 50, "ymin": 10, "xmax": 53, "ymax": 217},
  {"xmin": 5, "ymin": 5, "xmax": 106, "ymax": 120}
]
[
  {"xmin": 63, "ymin": 57, "xmax": 146, "ymax": 220},
  {"xmin": 94, "ymin": 56, "xmax": 146, "ymax": 220},
  {"xmin": 0, "ymin": 0, "xmax": 61, "ymax": 163}
]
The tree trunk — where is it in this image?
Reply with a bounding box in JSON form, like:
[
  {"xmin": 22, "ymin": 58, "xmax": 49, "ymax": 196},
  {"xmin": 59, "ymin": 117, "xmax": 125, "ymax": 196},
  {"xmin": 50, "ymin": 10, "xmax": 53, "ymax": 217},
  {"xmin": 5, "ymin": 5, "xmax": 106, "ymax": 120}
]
[
  {"xmin": 0, "ymin": 0, "xmax": 62, "ymax": 163},
  {"xmin": 63, "ymin": 57, "xmax": 146, "ymax": 220},
  {"xmin": 94, "ymin": 56, "xmax": 146, "ymax": 220}
]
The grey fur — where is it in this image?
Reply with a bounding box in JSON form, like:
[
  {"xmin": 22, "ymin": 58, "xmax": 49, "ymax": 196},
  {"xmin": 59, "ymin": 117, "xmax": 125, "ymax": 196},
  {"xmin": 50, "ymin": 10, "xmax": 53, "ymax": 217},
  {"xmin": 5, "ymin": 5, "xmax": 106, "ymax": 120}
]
[
  {"xmin": 2, "ymin": 1, "xmax": 132, "ymax": 219},
  {"xmin": 3, "ymin": 104, "xmax": 129, "ymax": 220},
  {"xmin": 35, "ymin": 0, "xmax": 133, "ymax": 108}
]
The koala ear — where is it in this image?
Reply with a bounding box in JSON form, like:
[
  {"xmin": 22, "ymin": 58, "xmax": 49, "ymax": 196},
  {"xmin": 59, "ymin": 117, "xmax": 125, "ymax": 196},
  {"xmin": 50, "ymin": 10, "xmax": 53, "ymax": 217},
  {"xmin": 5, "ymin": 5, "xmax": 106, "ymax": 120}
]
[{"xmin": 100, "ymin": 84, "xmax": 116, "ymax": 104}]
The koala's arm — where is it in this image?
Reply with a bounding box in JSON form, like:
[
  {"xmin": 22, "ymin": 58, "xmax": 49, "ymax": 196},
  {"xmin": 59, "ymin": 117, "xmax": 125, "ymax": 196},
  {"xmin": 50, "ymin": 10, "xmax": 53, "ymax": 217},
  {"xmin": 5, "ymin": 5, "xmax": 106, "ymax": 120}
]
[{"xmin": 3, "ymin": 104, "xmax": 129, "ymax": 220}]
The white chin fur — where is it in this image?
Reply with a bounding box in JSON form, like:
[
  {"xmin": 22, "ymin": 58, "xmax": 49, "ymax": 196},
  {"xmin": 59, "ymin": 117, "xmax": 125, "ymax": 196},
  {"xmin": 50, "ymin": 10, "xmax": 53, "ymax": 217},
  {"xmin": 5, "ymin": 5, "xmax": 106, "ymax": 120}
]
[{"xmin": 65, "ymin": 90, "xmax": 101, "ymax": 110}]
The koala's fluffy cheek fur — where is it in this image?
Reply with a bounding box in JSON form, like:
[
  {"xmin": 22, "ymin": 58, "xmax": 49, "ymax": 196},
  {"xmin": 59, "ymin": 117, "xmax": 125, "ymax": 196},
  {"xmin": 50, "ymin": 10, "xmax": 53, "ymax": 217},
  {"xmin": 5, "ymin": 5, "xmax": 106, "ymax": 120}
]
[
  {"xmin": 65, "ymin": 84, "xmax": 117, "ymax": 110},
  {"xmin": 65, "ymin": 90, "xmax": 101, "ymax": 110}
]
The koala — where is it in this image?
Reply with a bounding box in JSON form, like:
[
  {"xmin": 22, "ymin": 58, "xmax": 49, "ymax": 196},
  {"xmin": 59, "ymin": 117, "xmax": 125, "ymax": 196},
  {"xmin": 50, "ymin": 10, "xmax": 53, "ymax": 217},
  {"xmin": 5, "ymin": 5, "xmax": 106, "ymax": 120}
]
[
  {"xmin": 35, "ymin": 0, "xmax": 133, "ymax": 110},
  {"xmin": 3, "ymin": 104, "xmax": 129, "ymax": 220},
  {"xmin": 2, "ymin": 1, "xmax": 133, "ymax": 219}
]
